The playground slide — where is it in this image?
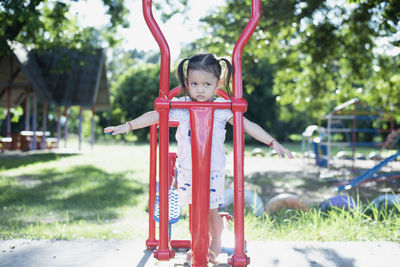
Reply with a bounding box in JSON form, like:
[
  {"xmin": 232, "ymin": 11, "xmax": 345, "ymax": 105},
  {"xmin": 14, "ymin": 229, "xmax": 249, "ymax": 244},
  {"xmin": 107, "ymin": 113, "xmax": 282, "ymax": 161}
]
[{"xmin": 337, "ymin": 149, "xmax": 400, "ymax": 191}]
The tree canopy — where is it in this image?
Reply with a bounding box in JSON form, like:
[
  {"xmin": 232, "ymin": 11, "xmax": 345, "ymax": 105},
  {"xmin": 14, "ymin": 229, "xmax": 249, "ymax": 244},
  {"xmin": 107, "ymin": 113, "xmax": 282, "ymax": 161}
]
[
  {"xmin": 190, "ymin": 0, "xmax": 400, "ymax": 124},
  {"xmin": 2, "ymin": 0, "xmax": 399, "ymax": 141},
  {"xmin": 0, "ymin": 0, "xmax": 129, "ymax": 56}
]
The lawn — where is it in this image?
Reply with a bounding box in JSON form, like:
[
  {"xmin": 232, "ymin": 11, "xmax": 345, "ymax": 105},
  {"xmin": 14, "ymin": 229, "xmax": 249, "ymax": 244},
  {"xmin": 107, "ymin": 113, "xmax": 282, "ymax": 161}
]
[{"xmin": 0, "ymin": 141, "xmax": 399, "ymax": 241}]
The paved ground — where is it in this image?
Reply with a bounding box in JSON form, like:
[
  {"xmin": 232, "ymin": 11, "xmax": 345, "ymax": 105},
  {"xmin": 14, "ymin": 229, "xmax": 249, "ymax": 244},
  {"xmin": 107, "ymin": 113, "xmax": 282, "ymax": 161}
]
[{"xmin": 1, "ymin": 239, "xmax": 400, "ymax": 267}]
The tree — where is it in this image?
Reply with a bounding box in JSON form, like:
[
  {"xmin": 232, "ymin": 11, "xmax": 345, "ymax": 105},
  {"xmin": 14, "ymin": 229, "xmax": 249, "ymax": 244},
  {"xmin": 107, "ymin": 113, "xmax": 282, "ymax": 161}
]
[
  {"xmin": 105, "ymin": 61, "xmax": 179, "ymax": 141},
  {"xmin": 0, "ymin": 0, "xmax": 129, "ymax": 56},
  {"xmin": 189, "ymin": 0, "xmax": 400, "ymax": 127}
]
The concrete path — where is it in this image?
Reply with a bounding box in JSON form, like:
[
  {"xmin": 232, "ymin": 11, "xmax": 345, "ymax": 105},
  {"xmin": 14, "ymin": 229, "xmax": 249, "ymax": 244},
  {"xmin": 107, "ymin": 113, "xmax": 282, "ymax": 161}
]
[{"xmin": 1, "ymin": 239, "xmax": 400, "ymax": 267}]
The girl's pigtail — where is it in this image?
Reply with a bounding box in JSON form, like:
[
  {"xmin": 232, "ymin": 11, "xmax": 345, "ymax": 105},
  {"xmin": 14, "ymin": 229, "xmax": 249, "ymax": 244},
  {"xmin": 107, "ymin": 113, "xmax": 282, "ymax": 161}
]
[
  {"xmin": 177, "ymin": 58, "xmax": 190, "ymax": 95},
  {"xmin": 219, "ymin": 58, "xmax": 233, "ymax": 96}
]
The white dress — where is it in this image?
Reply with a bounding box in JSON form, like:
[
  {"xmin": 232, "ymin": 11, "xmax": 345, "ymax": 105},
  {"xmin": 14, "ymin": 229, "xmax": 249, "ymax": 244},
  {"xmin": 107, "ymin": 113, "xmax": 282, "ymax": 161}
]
[{"xmin": 169, "ymin": 96, "xmax": 233, "ymax": 209}]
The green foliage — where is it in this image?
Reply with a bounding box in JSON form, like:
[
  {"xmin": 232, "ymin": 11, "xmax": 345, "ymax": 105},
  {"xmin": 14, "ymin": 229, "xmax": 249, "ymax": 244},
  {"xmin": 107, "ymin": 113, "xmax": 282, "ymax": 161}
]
[
  {"xmin": 110, "ymin": 63, "xmax": 160, "ymax": 141},
  {"xmin": 153, "ymin": 0, "xmax": 189, "ymax": 23},
  {"xmin": 0, "ymin": 0, "xmax": 129, "ymax": 56},
  {"xmin": 185, "ymin": 0, "xmax": 400, "ymax": 130}
]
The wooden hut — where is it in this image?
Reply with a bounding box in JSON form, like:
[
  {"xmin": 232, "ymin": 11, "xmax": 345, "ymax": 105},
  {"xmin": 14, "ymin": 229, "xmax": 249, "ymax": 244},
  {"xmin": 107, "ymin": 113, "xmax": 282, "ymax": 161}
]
[{"xmin": 0, "ymin": 41, "xmax": 110, "ymax": 151}]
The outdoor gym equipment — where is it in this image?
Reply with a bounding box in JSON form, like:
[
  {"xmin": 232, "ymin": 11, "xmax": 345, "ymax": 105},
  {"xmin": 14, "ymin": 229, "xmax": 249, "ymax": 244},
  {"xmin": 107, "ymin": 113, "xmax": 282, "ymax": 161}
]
[{"xmin": 142, "ymin": 0, "xmax": 260, "ymax": 266}]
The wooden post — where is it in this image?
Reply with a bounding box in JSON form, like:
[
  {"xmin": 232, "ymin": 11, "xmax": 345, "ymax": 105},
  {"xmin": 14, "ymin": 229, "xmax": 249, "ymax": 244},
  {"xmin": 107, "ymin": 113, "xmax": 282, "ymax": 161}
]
[
  {"xmin": 78, "ymin": 106, "xmax": 83, "ymax": 151},
  {"xmin": 57, "ymin": 106, "xmax": 61, "ymax": 149},
  {"xmin": 64, "ymin": 106, "xmax": 69, "ymax": 148},
  {"xmin": 24, "ymin": 91, "xmax": 30, "ymax": 131},
  {"xmin": 6, "ymin": 88, "xmax": 11, "ymax": 137},
  {"xmin": 31, "ymin": 93, "xmax": 37, "ymax": 150},
  {"xmin": 90, "ymin": 106, "xmax": 95, "ymax": 148},
  {"xmin": 41, "ymin": 101, "xmax": 48, "ymax": 150}
]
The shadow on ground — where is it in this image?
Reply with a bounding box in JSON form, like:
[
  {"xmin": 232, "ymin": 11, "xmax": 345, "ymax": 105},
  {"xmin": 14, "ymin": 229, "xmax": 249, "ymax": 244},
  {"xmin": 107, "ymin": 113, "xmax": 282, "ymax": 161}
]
[
  {"xmin": 0, "ymin": 153, "xmax": 78, "ymax": 170},
  {"xmin": 292, "ymin": 246, "xmax": 355, "ymax": 267},
  {"xmin": 0, "ymin": 165, "xmax": 146, "ymax": 232}
]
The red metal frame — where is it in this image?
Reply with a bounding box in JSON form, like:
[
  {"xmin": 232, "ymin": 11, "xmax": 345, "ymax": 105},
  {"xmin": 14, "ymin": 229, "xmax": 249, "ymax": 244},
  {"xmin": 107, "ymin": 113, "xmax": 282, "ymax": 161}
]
[{"xmin": 143, "ymin": 0, "xmax": 260, "ymax": 266}]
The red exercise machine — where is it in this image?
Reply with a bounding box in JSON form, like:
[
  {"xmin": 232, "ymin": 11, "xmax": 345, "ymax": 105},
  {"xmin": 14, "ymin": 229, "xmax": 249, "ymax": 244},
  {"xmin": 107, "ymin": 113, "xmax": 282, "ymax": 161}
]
[{"xmin": 143, "ymin": 0, "xmax": 260, "ymax": 266}]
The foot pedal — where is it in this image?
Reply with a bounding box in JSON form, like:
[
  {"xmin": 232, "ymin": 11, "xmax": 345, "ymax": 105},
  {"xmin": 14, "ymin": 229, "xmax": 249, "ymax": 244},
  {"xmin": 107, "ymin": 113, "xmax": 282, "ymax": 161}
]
[{"xmin": 153, "ymin": 189, "xmax": 181, "ymax": 234}]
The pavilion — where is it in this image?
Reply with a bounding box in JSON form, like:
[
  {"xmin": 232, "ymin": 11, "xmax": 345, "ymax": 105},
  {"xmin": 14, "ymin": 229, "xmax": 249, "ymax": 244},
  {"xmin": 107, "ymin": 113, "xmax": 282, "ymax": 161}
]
[{"xmin": 0, "ymin": 41, "xmax": 110, "ymax": 151}]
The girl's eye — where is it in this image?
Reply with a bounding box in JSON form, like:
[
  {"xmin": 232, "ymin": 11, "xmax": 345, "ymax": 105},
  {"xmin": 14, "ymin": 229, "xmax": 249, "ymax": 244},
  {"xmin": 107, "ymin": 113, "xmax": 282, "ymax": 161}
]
[
  {"xmin": 205, "ymin": 83, "xmax": 211, "ymax": 86},
  {"xmin": 190, "ymin": 82, "xmax": 197, "ymax": 86}
]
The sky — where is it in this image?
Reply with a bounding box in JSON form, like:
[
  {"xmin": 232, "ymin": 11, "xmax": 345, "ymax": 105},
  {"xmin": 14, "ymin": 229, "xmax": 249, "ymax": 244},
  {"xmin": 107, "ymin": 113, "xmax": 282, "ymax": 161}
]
[{"xmin": 69, "ymin": 0, "xmax": 224, "ymax": 61}]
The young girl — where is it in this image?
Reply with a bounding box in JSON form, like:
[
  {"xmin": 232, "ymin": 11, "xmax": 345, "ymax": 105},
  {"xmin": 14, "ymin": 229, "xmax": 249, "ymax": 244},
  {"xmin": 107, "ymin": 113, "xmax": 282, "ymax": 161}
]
[{"xmin": 104, "ymin": 53, "xmax": 293, "ymax": 264}]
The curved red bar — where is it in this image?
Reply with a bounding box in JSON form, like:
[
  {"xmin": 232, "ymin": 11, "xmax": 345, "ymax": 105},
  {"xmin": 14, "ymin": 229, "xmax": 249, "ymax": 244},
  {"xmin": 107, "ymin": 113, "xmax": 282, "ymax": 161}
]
[
  {"xmin": 231, "ymin": 1, "xmax": 260, "ymax": 266},
  {"xmin": 143, "ymin": 0, "xmax": 171, "ymax": 261},
  {"xmin": 168, "ymin": 86, "xmax": 182, "ymax": 99},
  {"xmin": 232, "ymin": 0, "xmax": 260, "ymax": 99},
  {"xmin": 142, "ymin": 0, "xmax": 170, "ymax": 99}
]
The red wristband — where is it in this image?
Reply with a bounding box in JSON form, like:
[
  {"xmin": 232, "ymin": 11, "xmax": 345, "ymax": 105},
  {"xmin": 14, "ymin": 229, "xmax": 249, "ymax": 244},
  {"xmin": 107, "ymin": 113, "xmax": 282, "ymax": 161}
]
[
  {"xmin": 268, "ymin": 139, "xmax": 276, "ymax": 147},
  {"xmin": 126, "ymin": 121, "xmax": 133, "ymax": 131}
]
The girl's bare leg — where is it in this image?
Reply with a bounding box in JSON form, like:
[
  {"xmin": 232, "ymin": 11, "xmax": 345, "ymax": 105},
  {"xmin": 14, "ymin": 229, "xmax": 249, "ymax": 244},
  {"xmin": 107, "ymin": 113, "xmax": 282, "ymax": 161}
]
[{"xmin": 209, "ymin": 208, "xmax": 223, "ymax": 263}]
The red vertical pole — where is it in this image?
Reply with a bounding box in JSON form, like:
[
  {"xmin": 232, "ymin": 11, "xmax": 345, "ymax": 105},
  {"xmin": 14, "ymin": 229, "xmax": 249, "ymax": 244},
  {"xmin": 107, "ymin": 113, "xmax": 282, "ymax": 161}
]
[
  {"xmin": 230, "ymin": 0, "xmax": 260, "ymax": 266},
  {"xmin": 142, "ymin": 0, "xmax": 172, "ymax": 260},
  {"xmin": 146, "ymin": 124, "xmax": 158, "ymax": 249},
  {"xmin": 190, "ymin": 108, "xmax": 214, "ymax": 267}
]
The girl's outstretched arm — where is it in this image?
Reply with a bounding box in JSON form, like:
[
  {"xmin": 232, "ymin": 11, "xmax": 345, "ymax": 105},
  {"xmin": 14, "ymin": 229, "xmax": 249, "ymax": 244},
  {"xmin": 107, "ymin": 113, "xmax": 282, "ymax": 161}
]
[
  {"xmin": 228, "ymin": 117, "xmax": 294, "ymax": 158},
  {"xmin": 104, "ymin": 111, "xmax": 160, "ymax": 135}
]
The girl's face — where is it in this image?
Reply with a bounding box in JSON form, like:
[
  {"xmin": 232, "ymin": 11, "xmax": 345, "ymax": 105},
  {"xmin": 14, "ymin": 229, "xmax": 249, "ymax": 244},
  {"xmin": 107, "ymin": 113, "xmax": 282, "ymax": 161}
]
[{"xmin": 187, "ymin": 69, "xmax": 220, "ymax": 102}]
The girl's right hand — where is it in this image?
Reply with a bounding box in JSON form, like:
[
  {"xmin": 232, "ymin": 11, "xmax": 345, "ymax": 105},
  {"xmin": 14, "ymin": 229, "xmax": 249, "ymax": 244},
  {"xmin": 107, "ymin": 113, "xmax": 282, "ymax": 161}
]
[{"xmin": 104, "ymin": 124, "xmax": 129, "ymax": 135}]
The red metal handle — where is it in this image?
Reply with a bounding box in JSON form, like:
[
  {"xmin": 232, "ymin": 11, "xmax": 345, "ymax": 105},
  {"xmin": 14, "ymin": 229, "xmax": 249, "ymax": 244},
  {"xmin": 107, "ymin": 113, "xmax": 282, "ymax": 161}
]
[
  {"xmin": 231, "ymin": 1, "xmax": 260, "ymax": 266},
  {"xmin": 168, "ymin": 87, "xmax": 230, "ymax": 100},
  {"xmin": 232, "ymin": 0, "xmax": 260, "ymax": 99},
  {"xmin": 142, "ymin": 0, "xmax": 170, "ymax": 99},
  {"xmin": 143, "ymin": 0, "xmax": 171, "ymax": 260}
]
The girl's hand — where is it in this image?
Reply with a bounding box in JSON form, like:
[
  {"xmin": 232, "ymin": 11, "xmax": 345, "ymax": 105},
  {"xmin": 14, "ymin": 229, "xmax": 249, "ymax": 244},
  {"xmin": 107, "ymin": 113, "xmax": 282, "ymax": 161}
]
[
  {"xmin": 271, "ymin": 141, "xmax": 294, "ymax": 159},
  {"xmin": 104, "ymin": 124, "xmax": 130, "ymax": 135}
]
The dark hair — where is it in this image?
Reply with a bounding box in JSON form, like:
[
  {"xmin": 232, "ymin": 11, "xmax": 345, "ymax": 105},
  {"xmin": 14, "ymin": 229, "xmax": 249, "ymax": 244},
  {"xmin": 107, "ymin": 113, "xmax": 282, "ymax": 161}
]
[{"xmin": 176, "ymin": 53, "xmax": 233, "ymax": 97}]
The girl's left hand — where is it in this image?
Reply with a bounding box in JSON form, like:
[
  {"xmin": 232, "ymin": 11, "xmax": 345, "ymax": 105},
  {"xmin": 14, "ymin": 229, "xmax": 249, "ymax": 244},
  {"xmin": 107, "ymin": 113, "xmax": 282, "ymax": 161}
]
[{"xmin": 271, "ymin": 141, "xmax": 294, "ymax": 159}]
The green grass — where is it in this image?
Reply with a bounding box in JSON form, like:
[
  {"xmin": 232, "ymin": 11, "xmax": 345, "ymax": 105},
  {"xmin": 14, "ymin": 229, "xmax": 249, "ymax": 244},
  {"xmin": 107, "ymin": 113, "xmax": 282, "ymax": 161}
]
[
  {"xmin": 0, "ymin": 143, "xmax": 151, "ymax": 239},
  {"xmin": 1, "ymin": 141, "xmax": 399, "ymax": 241},
  {"xmin": 244, "ymin": 205, "xmax": 400, "ymax": 241}
]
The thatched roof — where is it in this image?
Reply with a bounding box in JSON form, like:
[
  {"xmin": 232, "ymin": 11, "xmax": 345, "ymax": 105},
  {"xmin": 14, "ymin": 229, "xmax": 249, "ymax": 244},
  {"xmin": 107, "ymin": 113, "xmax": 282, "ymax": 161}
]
[{"xmin": 0, "ymin": 41, "xmax": 111, "ymax": 111}]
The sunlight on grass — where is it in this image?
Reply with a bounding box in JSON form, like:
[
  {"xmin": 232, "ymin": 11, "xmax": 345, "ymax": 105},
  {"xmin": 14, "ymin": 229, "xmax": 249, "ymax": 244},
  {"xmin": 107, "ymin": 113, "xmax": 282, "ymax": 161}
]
[
  {"xmin": 0, "ymin": 143, "xmax": 151, "ymax": 239},
  {"xmin": 244, "ymin": 203, "xmax": 400, "ymax": 242},
  {"xmin": 1, "ymin": 142, "xmax": 399, "ymax": 241}
]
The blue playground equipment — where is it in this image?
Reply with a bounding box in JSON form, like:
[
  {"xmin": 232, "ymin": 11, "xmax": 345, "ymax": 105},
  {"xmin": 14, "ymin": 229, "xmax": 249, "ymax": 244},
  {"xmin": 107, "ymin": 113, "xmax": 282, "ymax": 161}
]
[
  {"xmin": 308, "ymin": 98, "xmax": 395, "ymax": 168},
  {"xmin": 337, "ymin": 149, "xmax": 400, "ymax": 191}
]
